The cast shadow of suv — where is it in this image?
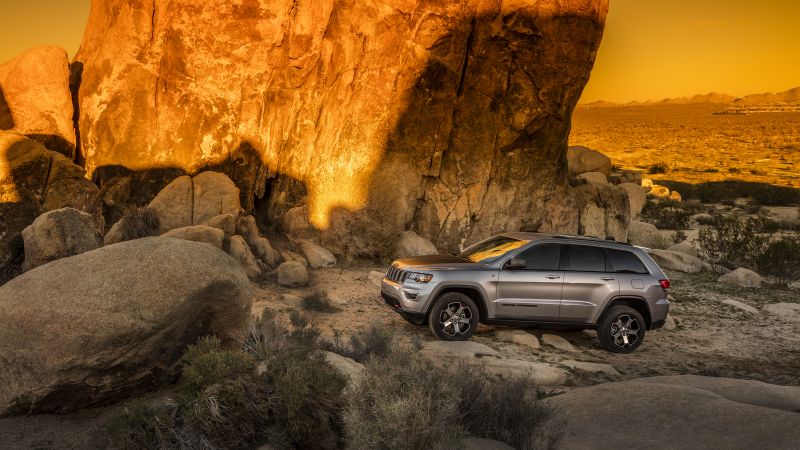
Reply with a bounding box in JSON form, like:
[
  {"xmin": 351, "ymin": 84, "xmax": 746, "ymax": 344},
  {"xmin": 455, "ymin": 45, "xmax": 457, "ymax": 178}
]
[{"xmin": 380, "ymin": 232, "xmax": 671, "ymax": 353}]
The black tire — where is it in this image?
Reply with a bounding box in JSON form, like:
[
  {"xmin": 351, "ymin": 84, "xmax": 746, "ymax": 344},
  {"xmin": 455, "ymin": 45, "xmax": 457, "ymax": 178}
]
[
  {"xmin": 598, "ymin": 305, "xmax": 646, "ymax": 353},
  {"xmin": 428, "ymin": 292, "xmax": 479, "ymax": 341}
]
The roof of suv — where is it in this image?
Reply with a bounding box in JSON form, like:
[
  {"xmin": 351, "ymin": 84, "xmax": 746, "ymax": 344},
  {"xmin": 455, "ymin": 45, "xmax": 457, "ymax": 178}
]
[{"xmin": 500, "ymin": 231, "xmax": 635, "ymax": 249}]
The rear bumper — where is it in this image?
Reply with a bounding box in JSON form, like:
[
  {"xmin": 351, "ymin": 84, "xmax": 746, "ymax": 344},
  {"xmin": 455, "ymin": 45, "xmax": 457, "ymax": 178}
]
[{"xmin": 649, "ymin": 298, "xmax": 671, "ymax": 330}]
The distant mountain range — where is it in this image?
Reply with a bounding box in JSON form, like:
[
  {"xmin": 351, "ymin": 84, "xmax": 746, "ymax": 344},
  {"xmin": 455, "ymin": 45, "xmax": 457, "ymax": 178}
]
[{"xmin": 580, "ymin": 87, "xmax": 800, "ymax": 107}]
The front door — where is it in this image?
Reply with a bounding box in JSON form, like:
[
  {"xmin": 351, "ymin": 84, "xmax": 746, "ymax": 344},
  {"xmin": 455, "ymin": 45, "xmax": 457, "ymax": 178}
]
[
  {"xmin": 496, "ymin": 243, "xmax": 563, "ymax": 320},
  {"xmin": 559, "ymin": 244, "xmax": 619, "ymax": 323}
]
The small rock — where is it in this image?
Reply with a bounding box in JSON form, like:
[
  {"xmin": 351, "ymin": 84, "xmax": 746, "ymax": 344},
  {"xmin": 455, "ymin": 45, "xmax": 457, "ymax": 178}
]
[
  {"xmin": 249, "ymin": 237, "xmax": 277, "ymax": 267},
  {"xmin": 280, "ymin": 249, "xmax": 308, "ymax": 267},
  {"xmin": 542, "ymin": 334, "xmax": 576, "ymax": 352},
  {"xmin": 204, "ymin": 213, "xmax": 236, "ymax": 235},
  {"xmin": 162, "ymin": 225, "xmax": 224, "ymax": 249},
  {"xmin": 663, "ymin": 314, "xmax": 676, "ymax": 331},
  {"xmin": 394, "ymin": 230, "xmax": 438, "ymax": 258},
  {"xmin": 494, "ymin": 329, "xmax": 540, "ymax": 350},
  {"xmin": 421, "ymin": 341, "xmax": 499, "ymax": 359},
  {"xmin": 721, "ymin": 299, "xmax": 759, "ymax": 314},
  {"xmin": 668, "ymin": 191, "xmax": 682, "ymax": 202},
  {"xmin": 297, "ymin": 239, "xmax": 337, "ymax": 268},
  {"xmin": 577, "ymin": 171, "xmax": 608, "ymax": 185},
  {"xmin": 21, "ymin": 207, "xmax": 103, "ymax": 271},
  {"xmin": 277, "ymin": 261, "xmax": 309, "ymax": 287},
  {"xmin": 667, "ymin": 241, "xmax": 697, "ymax": 258},
  {"xmin": 368, "ymin": 270, "xmax": 384, "ymax": 288},
  {"xmin": 229, "ymin": 235, "xmax": 262, "ymax": 281},
  {"xmin": 764, "ymin": 303, "xmax": 800, "ymax": 321},
  {"xmin": 317, "ymin": 351, "xmax": 365, "ymax": 386},
  {"xmin": 717, "ymin": 268, "xmax": 762, "ymax": 288},
  {"xmin": 562, "ymin": 360, "xmax": 620, "ymax": 376}
]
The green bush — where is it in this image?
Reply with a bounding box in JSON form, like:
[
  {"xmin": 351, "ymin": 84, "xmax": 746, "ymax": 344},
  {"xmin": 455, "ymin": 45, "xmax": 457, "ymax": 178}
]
[
  {"xmin": 697, "ymin": 216, "xmax": 769, "ymax": 271},
  {"xmin": 756, "ymin": 235, "xmax": 800, "ymax": 287},
  {"xmin": 640, "ymin": 198, "xmax": 704, "ymax": 229},
  {"xmin": 179, "ymin": 336, "xmax": 255, "ymax": 396},
  {"xmin": 117, "ymin": 206, "xmax": 160, "ymax": 241},
  {"xmin": 659, "ymin": 180, "xmax": 800, "ymax": 206},
  {"xmin": 323, "ymin": 324, "xmax": 394, "ymax": 363},
  {"xmin": 345, "ymin": 350, "xmax": 560, "ymax": 450}
]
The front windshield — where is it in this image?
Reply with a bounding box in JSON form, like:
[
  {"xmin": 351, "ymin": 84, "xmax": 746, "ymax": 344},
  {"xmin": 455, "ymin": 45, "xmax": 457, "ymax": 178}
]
[{"xmin": 458, "ymin": 236, "xmax": 529, "ymax": 263}]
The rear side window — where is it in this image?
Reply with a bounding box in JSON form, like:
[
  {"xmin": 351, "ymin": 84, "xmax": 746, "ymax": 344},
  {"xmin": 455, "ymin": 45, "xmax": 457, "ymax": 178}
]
[
  {"xmin": 517, "ymin": 244, "xmax": 560, "ymax": 270},
  {"xmin": 605, "ymin": 248, "xmax": 649, "ymax": 274},
  {"xmin": 562, "ymin": 245, "xmax": 607, "ymax": 272}
]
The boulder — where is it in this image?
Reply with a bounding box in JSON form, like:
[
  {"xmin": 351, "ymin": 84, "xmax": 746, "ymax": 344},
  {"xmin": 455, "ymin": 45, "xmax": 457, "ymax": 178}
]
[
  {"xmin": 297, "ymin": 240, "xmax": 337, "ymax": 269},
  {"xmin": 551, "ymin": 375, "xmax": 800, "ymax": 449},
  {"xmin": 667, "ymin": 241, "xmax": 698, "ymax": 258},
  {"xmin": 717, "ymin": 268, "xmax": 762, "ymax": 288},
  {"xmin": 668, "ymin": 190, "xmax": 682, "ymax": 202},
  {"xmin": 162, "ymin": 225, "xmax": 224, "ymax": 249},
  {"xmin": 21, "ymin": 208, "xmax": 103, "ymax": 272},
  {"xmin": 204, "ymin": 213, "xmax": 236, "ymax": 236},
  {"xmin": 368, "ymin": 270, "xmax": 384, "ymax": 288},
  {"xmin": 280, "ymin": 250, "xmax": 308, "ymax": 267},
  {"xmin": 541, "ymin": 334, "xmax": 576, "ymax": 352},
  {"xmin": 191, "ymin": 171, "xmax": 240, "ymax": 225},
  {"xmin": 0, "ymin": 45, "xmax": 75, "ymax": 157},
  {"xmin": 721, "ymin": 299, "xmax": 759, "ymax": 314},
  {"xmin": 576, "ymin": 171, "xmax": 608, "ymax": 185},
  {"xmin": 282, "ymin": 205, "xmax": 314, "ymax": 239},
  {"xmin": 567, "ymin": 146, "xmax": 612, "ymax": 176},
  {"xmin": 148, "ymin": 171, "xmax": 241, "ymax": 234},
  {"xmin": 641, "ymin": 178, "xmax": 654, "ymax": 189},
  {"xmin": 237, "ymin": 215, "xmax": 276, "ymax": 266},
  {"xmin": 74, "ymin": 0, "xmax": 609, "ymax": 256},
  {"xmin": 394, "ymin": 231, "xmax": 438, "ymax": 258},
  {"xmin": 648, "ymin": 185, "xmax": 670, "ymax": 198},
  {"xmin": 628, "ymin": 221, "xmax": 670, "ymax": 249},
  {"xmin": 277, "ymin": 261, "xmax": 309, "ymax": 288},
  {"xmin": 648, "ymin": 249, "xmax": 705, "ymax": 273},
  {"xmin": 663, "ymin": 314, "xmax": 676, "ymax": 331},
  {"xmin": 764, "ymin": 303, "xmax": 800, "ymax": 321},
  {"xmin": 572, "ymin": 182, "xmax": 630, "ymax": 242},
  {"xmin": 317, "ymin": 351, "xmax": 365, "ymax": 386},
  {"xmin": 0, "ymin": 237, "xmax": 252, "ymax": 416},
  {"xmin": 148, "ymin": 175, "xmax": 193, "ymax": 233},
  {"xmin": 228, "ymin": 235, "xmax": 262, "ymax": 281},
  {"xmin": 619, "ymin": 182, "xmax": 646, "ymax": 219},
  {"xmin": 0, "ymin": 132, "xmax": 102, "ymax": 280}
]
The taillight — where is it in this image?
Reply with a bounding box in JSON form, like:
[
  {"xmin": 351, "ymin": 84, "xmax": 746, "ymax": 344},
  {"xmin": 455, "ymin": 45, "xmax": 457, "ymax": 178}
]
[{"xmin": 659, "ymin": 279, "xmax": 670, "ymax": 289}]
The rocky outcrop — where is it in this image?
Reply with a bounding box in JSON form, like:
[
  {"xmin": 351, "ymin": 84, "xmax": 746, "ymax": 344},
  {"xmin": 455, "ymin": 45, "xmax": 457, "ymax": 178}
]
[
  {"xmin": 0, "ymin": 237, "xmax": 252, "ymax": 416},
  {"xmin": 147, "ymin": 172, "xmax": 240, "ymax": 234},
  {"xmin": 0, "ymin": 132, "xmax": 102, "ymax": 281},
  {"xmin": 552, "ymin": 375, "xmax": 800, "ymax": 449},
  {"xmin": 0, "ymin": 46, "xmax": 76, "ymax": 158},
  {"xmin": 572, "ymin": 182, "xmax": 629, "ymax": 241},
  {"xmin": 74, "ymin": 0, "xmax": 610, "ymax": 256},
  {"xmin": 21, "ymin": 207, "xmax": 103, "ymax": 271}
]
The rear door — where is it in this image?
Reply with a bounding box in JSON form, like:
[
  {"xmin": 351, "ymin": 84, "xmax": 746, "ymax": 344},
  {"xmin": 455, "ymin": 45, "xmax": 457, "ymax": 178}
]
[
  {"xmin": 559, "ymin": 244, "xmax": 619, "ymax": 323},
  {"xmin": 496, "ymin": 243, "xmax": 563, "ymax": 320}
]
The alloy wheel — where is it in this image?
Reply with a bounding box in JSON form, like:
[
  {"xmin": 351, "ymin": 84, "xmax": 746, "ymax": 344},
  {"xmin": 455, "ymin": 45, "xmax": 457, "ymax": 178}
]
[{"xmin": 438, "ymin": 302, "xmax": 473, "ymax": 337}]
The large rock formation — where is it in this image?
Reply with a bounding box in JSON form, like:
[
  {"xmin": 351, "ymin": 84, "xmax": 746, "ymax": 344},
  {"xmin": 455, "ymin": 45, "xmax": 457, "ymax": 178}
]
[
  {"xmin": 0, "ymin": 46, "xmax": 76, "ymax": 158},
  {"xmin": 0, "ymin": 237, "xmax": 252, "ymax": 416},
  {"xmin": 74, "ymin": 0, "xmax": 609, "ymax": 256},
  {"xmin": 0, "ymin": 132, "xmax": 102, "ymax": 282}
]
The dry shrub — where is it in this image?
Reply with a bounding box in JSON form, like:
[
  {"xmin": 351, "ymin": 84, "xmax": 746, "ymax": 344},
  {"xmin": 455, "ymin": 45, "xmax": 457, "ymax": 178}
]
[
  {"xmin": 300, "ymin": 290, "xmax": 340, "ymax": 313},
  {"xmin": 697, "ymin": 215, "xmax": 769, "ymax": 271},
  {"xmin": 323, "ymin": 324, "xmax": 393, "ymax": 363},
  {"xmin": 756, "ymin": 235, "xmax": 800, "ymax": 287}
]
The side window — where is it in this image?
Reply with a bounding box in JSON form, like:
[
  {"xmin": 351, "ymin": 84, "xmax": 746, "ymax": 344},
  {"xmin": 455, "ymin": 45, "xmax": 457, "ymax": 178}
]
[
  {"xmin": 517, "ymin": 244, "xmax": 560, "ymax": 270},
  {"xmin": 605, "ymin": 248, "xmax": 649, "ymax": 274},
  {"xmin": 564, "ymin": 245, "xmax": 607, "ymax": 272}
]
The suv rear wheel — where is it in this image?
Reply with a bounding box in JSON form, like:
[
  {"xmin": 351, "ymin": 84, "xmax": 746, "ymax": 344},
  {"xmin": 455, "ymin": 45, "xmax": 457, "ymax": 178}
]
[
  {"xmin": 428, "ymin": 292, "xmax": 478, "ymax": 341},
  {"xmin": 598, "ymin": 305, "xmax": 646, "ymax": 353}
]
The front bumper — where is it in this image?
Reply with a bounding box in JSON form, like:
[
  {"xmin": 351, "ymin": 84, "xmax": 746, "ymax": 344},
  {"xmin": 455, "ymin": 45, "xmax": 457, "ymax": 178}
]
[{"xmin": 380, "ymin": 276, "xmax": 435, "ymax": 323}]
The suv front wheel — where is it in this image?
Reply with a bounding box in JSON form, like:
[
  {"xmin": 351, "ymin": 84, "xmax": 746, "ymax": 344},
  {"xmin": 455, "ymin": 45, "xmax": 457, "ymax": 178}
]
[
  {"xmin": 598, "ymin": 305, "xmax": 646, "ymax": 353},
  {"xmin": 429, "ymin": 292, "xmax": 479, "ymax": 341}
]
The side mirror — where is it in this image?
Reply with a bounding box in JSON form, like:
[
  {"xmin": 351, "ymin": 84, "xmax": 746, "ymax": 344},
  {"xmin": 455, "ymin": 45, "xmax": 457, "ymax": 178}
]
[{"xmin": 504, "ymin": 257, "xmax": 526, "ymax": 270}]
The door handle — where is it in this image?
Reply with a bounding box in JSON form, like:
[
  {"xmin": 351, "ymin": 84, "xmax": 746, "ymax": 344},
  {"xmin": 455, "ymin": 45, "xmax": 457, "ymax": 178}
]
[
  {"xmin": 601, "ymin": 276, "xmax": 615, "ymax": 281},
  {"xmin": 545, "ymin": 274, "xmax": 561, "ymax": 279}
]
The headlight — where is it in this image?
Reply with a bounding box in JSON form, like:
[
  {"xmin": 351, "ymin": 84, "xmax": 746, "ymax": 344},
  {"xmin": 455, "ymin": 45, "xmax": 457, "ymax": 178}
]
[{"xmin": 406, "ymin": 272, "xmax": 433, "ymax": 283}]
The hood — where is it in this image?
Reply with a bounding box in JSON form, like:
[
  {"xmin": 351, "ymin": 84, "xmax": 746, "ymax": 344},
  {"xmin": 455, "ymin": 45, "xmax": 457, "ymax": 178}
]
[{"xmin": 394, "ymin": 254, "xmax": 482, "ymax": 271}]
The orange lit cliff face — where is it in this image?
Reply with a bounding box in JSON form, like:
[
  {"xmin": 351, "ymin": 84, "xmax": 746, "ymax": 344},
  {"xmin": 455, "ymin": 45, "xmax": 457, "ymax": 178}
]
[{"xmin": 74, "ymin": 0, "xmax": 609, "ymax": 255}]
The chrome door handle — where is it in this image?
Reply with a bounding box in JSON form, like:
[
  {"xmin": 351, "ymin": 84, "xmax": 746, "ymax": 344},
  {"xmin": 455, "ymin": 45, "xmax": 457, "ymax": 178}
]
[
  {"xmin": 601, "ymin": 276, "xmax": 615, "ymax": 281},
  {"xmin": 545, "ymin": 274, "xmax": 561, "ymax": 279}
]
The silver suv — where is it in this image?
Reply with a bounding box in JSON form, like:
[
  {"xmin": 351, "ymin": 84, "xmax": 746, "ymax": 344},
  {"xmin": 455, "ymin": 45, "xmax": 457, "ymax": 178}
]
[{"xmin": 381, "ymin": 232, "xmax": 671, "ymax": 353}]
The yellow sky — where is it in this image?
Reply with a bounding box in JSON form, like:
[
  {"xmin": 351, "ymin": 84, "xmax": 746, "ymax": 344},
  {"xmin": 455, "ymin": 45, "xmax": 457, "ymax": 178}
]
[
  {"xmin": 0, "ymin": 0, "xmax": 798, "ymax": 104},
  {"xmin": 582, "ymin": 0, "xmax": 800, "ymax": 103}
]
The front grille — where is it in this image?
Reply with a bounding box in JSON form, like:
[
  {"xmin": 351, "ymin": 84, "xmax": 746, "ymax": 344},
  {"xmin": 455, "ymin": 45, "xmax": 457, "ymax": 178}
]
[{"xmin": 386, "ymin": 265, "xmax": 409, "ymax": 283}]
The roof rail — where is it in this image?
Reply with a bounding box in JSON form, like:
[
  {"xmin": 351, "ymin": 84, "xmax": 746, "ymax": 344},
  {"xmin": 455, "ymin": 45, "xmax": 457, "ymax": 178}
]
[{"xmin": 552, "ymin": 234, "xmax": 632, "ymax": 246}]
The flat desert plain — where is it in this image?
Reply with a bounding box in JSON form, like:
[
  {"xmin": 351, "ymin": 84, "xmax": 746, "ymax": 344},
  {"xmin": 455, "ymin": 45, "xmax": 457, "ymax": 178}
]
[{"xmin": 570, "ymin": 104, "xmax": 800, "ymax": 187}]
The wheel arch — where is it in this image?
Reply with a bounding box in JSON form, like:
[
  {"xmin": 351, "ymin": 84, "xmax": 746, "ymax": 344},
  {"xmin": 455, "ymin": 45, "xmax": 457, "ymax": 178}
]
[
  {"xmin": 428, "ymin": 285, "xmax": 489, "ymax": 323},
  {"xmin": 601, "ymin": 296, "xmax": 653, "ymax": 329}
]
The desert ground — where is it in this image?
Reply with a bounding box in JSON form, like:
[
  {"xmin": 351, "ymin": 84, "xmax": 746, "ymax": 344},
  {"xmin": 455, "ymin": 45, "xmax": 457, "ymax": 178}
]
[{"xmin": 571, "ymin": 104, "xmax": 800, "ymax": 187}]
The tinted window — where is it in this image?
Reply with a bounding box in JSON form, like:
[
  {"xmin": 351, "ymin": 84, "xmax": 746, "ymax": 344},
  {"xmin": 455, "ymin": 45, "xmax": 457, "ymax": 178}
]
[
  {"xmin": 517, "ymin": 244, "xmax": 560, "ymax": 270},
  {"xmin": 605, "ymin": 248, "xmax": 649, "ymax": 274},
  {"xmin": 564, "ymin": 245, "xmax": 607, "ymax": 272},
  {"xmin": 459, "ymin": 236, "xmax": 529, "ymax": 263}
]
